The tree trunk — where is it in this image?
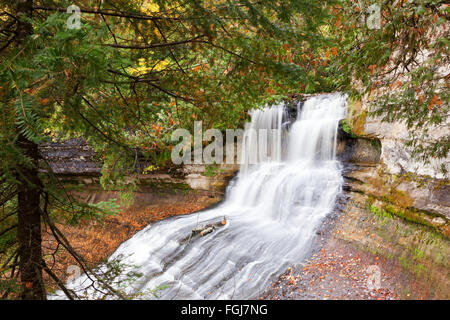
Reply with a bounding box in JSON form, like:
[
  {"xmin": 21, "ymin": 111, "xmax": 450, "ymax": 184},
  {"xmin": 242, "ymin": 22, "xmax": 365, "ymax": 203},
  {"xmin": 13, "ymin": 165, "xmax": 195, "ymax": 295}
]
[
  {"xmin": 15, "ymin": 0, "xmax": 45, "ymax": 300},
  {"xmin": 17, "ymin": 134, "xmax": 45, "ymax": 299}
]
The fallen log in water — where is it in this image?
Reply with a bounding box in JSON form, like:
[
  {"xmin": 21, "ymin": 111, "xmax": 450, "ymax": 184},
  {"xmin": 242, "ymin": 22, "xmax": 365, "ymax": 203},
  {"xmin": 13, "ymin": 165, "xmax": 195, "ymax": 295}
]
[
  {"xmin": 200, "ymin": 227, "xmax": 214, "ymax": 237},
  {"xmin": 181, "ymin": 217, "xmax": 227, "ymax": 243}
]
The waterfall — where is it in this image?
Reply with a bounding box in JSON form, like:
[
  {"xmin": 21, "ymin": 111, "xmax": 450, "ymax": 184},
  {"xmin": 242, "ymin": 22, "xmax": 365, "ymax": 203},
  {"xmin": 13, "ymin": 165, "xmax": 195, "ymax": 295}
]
[{"xmin": 54, "ymin": 93, "xmax": 347, "ymax": 299}]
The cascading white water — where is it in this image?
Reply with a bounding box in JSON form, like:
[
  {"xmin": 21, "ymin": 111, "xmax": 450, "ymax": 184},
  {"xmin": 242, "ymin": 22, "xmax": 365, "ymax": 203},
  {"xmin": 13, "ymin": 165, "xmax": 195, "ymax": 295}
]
[{"xmin": 55, "ymin": 93, "xmax": 347, "ymax": 299}]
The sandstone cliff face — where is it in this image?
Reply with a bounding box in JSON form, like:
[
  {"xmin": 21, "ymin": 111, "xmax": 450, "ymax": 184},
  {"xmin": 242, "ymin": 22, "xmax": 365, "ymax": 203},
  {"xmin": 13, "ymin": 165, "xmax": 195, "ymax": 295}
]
[
  {"xmin": 364, "ymin": 115, "xmax": 449, "ymax": 180},
  {"xmin": 348, "ymin": 98, "xmax": 449, "ymax": 179},
  {"xmin": 336, "ymin": 114, "xmax": 449, "ymax": 299},
  {"xmin": 344, "ymin": 98, "xmax": 449, "ymax": 220}
]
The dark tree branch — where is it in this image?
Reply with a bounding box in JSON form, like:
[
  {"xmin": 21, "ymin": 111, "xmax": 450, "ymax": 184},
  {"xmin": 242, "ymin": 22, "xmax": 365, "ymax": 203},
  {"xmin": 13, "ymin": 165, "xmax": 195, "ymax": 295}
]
[
  {"xmin": 0, "ymin": 223, "xmax": 17, "ymax": 238},
  {"xmin": 40, "ymin": 207, "xmax": 127, "ymax": 300},
  {"xmin": 198, "ymin": 40, "xmax": 259, "ymax": 64},
  {"xmin": 152, "ymin": 19, "xmax": 186, "ymax": 74},
  {"xmin": 105, "ymin": 35, "xmax": 205, "ymax": 49},
  {"xmin": 0, "ymin": 248, "xmax": 19, "ymax": 272},
  {"xmin": 41, "ymin": 259, "xmax": 76, "ymax": 300},
  {"xmin": 0, "ymin": 209, "xmax": 18, "ymax": 225},
  {"xmin": 32, "ymin": 6, "xmax": 181, "ymax": 21}
]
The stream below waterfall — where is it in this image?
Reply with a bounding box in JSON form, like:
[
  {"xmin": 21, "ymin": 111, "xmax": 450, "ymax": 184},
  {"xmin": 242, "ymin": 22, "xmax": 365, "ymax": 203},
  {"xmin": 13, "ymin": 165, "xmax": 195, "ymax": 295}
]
[{"xmin": 54, "ymin": 93, "xmax": 348, "ymax": 299}]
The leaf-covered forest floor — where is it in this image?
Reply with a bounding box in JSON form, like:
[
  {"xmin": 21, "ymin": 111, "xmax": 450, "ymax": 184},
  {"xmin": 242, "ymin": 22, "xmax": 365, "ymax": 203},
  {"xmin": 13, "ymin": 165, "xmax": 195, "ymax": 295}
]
[
  {"xmin": 42, "ymin": 193, "xmax": 217, "ymax": 294},
  {"xmin": 260, "ymin": 240, "xmax": 401, "ymax": 300}
]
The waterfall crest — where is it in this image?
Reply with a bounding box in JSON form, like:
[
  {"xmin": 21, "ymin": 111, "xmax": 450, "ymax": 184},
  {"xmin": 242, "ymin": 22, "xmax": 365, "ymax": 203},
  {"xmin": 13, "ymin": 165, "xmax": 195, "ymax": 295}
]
[{"xmin": 55, "ymin": 93, "xmax": 347, "ymax": 299}]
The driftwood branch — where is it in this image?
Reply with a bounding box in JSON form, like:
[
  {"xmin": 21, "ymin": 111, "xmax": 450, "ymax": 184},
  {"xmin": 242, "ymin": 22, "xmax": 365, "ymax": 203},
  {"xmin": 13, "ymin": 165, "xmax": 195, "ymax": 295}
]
[{"xmin": 182, "ymin": 217, "xmax": 227, "ymax": 243}]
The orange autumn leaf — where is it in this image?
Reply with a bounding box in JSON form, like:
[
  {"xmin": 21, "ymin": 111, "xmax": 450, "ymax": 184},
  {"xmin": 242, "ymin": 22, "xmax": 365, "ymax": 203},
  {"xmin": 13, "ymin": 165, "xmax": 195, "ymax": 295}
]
[
  {"xmin": 325, "ymin": 48, "xmax": 330, "ymax": 59},
  {"xmin": 267, "ymin": 87, "xmax": 274, "ymax": 95},
  {"xmin": 428, "ymin": 95, "xmax": 443, "ymax": 110},
  {"xmin": 331, "ymin": 47, "xmax": 338, "ymax": 56},
  {"xmin": 194, "ymin": 65, "xmax": 201, "ymax": 72},
  {"xmin": 389, "ymin": 80, "xmax": 402, "ymax": 90},
  {"xmin": 335, "ymin": 16, "xmax": 341, "ymax": 27},
  {"xmin": 39, "ymin": 98, "xmax": 50, "ymax": 105},
  {"xmin": 368, "ymin": 65, "xmax": 377, "ymax": 73},
  {"xmin": 192, "ymin": 113, "xmax": 196, "ymax": 119}
]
